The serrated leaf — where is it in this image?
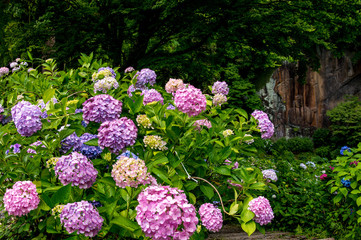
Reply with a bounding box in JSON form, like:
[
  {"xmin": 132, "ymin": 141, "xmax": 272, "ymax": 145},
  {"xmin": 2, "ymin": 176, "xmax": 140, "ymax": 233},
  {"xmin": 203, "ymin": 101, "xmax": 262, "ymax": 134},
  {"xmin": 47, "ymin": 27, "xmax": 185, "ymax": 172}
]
[
  {"xmin": 200, "ymin": 185, "xmax": 214, "ymax": 200},
  {"xmin": 215, "ymin": 166, "xmax": 231, "ymax": 176},
  {"xmin": 151, "ymin": 168, "xmax": 172, "ymax": 185},
  {"xmin": 111, "ymin": 216, "xmax": 141, "ymax": 232},
  {"xmin": 51, "ymin": 183, "xmax": 72, "ymax": 205}
]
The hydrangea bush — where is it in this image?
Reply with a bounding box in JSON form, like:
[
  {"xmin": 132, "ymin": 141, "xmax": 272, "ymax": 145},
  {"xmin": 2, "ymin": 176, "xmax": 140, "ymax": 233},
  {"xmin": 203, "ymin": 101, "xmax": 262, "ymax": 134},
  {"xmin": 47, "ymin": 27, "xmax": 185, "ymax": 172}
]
[{"xmin": 0, "ymin": 54, "xmax": 276, "ymax": 239}]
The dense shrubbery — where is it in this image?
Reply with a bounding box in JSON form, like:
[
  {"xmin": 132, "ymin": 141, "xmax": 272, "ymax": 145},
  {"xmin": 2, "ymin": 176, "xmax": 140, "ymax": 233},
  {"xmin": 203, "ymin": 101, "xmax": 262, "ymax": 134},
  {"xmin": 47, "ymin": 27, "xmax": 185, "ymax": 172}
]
[{"xmin": 0, "ymin": 54, "xmax": 278, "ymax": 240}]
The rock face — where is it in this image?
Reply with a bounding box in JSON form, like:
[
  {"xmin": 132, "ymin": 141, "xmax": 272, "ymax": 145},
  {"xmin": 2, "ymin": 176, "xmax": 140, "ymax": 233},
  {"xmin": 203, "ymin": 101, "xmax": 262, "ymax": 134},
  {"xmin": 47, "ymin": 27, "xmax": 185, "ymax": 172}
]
[{"xmin": 259, "ymin": 48, "xmax": 361, "ymax": 138}]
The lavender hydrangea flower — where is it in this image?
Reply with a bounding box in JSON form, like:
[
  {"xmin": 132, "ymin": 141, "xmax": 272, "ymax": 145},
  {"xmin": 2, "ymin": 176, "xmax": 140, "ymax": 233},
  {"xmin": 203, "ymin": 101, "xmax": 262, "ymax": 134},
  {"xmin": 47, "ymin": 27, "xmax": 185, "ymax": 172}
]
[
  {"xmin": 142, "ymin": 89, "xmax": 164, "ymax": 105},
  {"xmin": 136, "ymin": 185, "xmax": 198, "ymax": 240},
  {"xmin": 3, "ymin": 181, "xmax": 40, "ymax": 216},
  {"xmin": 124, "ymin": 66, "xmax": 135, "ymax": 73},
  {"xmin": 94, "ymin": 77, "xmax": 119, "ymax": 93},
  {"xmin": 248, "ymin": 196, "xmax": 274, "ymax": 225},
  {"xmin": 80, "ymin": 133, "xmax": 102, "ymax": 159},
  {"xmin": 54, "ymin": 152, "xmax": 98, "ymax": 189},
  {"xmin": 60, "ymin": 201, "xmax": 104, "ymax": 237},
  {"xmin": 199, "ymin": 203, "xmax": 223, "ymax": 232},
  {"xmin": 251, "ymin": 110, "xmax": 274, "ymax": 139},
  {"xmin": 60, "ymin": 132, "xmax": 82, "ymax": 154},
  {"xmin": 98, "ymin": 117, "xmax": 138, "ymax": 154},
  {"xmin": 213, "ymin": 93, "xmax": 227, "ymax": 106},
  {"xmin": 262, "ymin": 169, "xmax": 278, "ymax": 182},
  {"xmin": 0, "ymin": 67, "xmax": 9, "ymax": 77},
  {"xmin": 82, "ymin": 94, "xmax": 122, "ymax": 123},
  {"xmin": 212, "ymin": 81, "xmax": 229, "ymax": 95},
  {"xmin": 174, "ymin": 85, "xmax": 207, "ymax": 117},
  {"xmin": 10, "ymin": 62, "xmax": 18, "ymax": 69},
  {"xmin": 11, "ymin": 101, "xmax": 42, "ymax": 136},
  {"xmin": 27, "ymin": 141, "xmax": 45, "ymax": 155},
  {"xmin": 167, "ymin": 104, "xmax": 176, "ymax": 110},
  {"xmin": 112, "ymin": 156, "xmax": 153, "ymax": 188},
  {"xmin": 135, "ymin": 68, "xmax": 157, "ymax": 88},
  {"xmin": 6, "ymin": 143, "xmax": 21, "ymax": 155}
]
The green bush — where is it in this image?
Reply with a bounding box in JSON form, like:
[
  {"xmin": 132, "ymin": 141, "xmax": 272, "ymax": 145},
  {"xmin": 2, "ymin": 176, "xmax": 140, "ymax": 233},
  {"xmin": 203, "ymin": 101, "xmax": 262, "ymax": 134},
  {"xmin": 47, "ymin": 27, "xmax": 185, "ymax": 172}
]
[
  {"xmin": 326, "ymin": 96, "xmax": 361, "ymax": 147},
  {"xmin": 312, "ymin": 128, "xmax": 331, "ymax": 148},
  {"xmin": 287, "ymin": 137, "xmax": 314, "ymax": 154},
  {"xmin": 271, "ymin": 137, "xmax": 289, "ymax": 154},
  {"xmin": 315, "ymin": 146, "xmax": 331, "ymax": 159}
]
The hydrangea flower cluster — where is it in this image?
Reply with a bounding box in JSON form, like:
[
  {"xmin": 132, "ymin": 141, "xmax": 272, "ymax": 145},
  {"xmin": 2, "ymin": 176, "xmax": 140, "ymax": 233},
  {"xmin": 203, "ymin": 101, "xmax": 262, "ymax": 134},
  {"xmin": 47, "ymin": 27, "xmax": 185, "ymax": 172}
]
[
  {"xmin": 6, "ymin": 143, "xmax": 21, "ymax": 155},
  {"xmin": 143, "ymin": 135, "xmax": 168, "ymax": 151},
  {"xmin": 136, "ymin": 114, "xmax": 152, "ymax": 128},
  {"xmin": 92, "ymin": 67, "xmax": 116, "ymax": 81},
  {"xmin": 341, "ymin": 178, "xmax": 351, "ymax": 188},
  {"xmin": 165, "ymin": 78, "xmax": 185, "ymax": 94},
  {"xmin": 60, "ymin": 132, "xmax": 81, "ymax": 154},
  {"xmin": 320, "ymin": 174, "xmax": 328, "ymax": 180},
  {"xmin": 174, "ymin": 85, "xmax": 207, "ymax": 117},
  {"xmin": 46, "ymin": 157, "xmax": 59, "ymax": 170},
  {"xmin": 213, "ymin": 93, "xmax": 227, "ymax": 107},
  {"xmin": 224, "ymin": 159, "xmax": 239, "ymax": 169},
  {"xmin": 94, "ymin": 77, "xmax": 119, "ymax": 93},
  {"xmin": 193, "ymin": 119, "xmax": 212, "ymax": 131},
  {"xmin": 306, "ymin": 161, "xmax": 316, "ymax": 168},
  {"xmin": 3, "ymin": 181, "xmax": 40, "ymax": 216},
  {"xmin": 0, "ymin": 67, "xmax": 9, "ymax": 77},
  {"xmin": 340, "ymin": 146, "xmax": 351, "ymax": 155},
  {"xmin": 82, "ymin": 94, "xmax": 122, "ymax": 123},
  {"xmin": 124, "ymin": 66, "xmax": 135, "ymax": 73},
  {"xmin": 136, "ymin": 185, "xmax": 198, "ymax": 240},
  {"xmin": 118, "ymin": 150, "xmax": 139, "ymax": 160},
  {"xmin": 212, "ymin": 81, "xmax": 229, "ymax": 95},
  {"xmin": 222, "ymin": 129, "xmax": 234, "ymax": 137},
  {"xmin": 11, "ymin": 101, "xmax": 42, "ymax": 136},
  {"xmin": 251, "ymin": 110, "xmax": 274, "ymax": 139},
  {"xmin": 127, "ymin": 84, "xmax": 147, "ymax": 97},
  {"xmin": 300, "ymin": 163, "xmax": 307, "ymax": 169},
  {"xmin": 350, "ymin": 161, "xmax": 359, "ymax": 166},
  {"xmin": 199, "ymin": 203, "xmax": 223, "ymax": 232},
  {"xmin": 60, "ymin": 201, "xmax": 104, "ymax": 237},
  {"xmin": 167, "ymin": 104, "xmax": 176, "ymax": 110},
  {"xmin": 98, "ymin": 117, "xmax": 138, "ymax": 154},
  {"xmin": 54, "ymin": 152, "xmax": 98, "ymax": 189},
  {"xmin": 142, "ymin": 89, "xmax": 164, "ymax": 105},
  {"xmin": 262, "ymin": 169, "xmax": 278, "ymax": 182},
  {"xmin": 52, "ymin": 204, "xmax": 64, "ymax": 216},
  {"xmin": 80, "ymin": 133, "xmax": 102, "ymax": 159},
  {"xmin": 248, "ymin": 196, "xmax": 274, "ymax": 225},
  {"xmin": 135, "ymin": 68, "xmax": 157, "ymax": 88},
  {"xmin": 111, "ymin": 156, "xmax": 153, "ymax": 188},
  {"xmin": 27, "ymin": 141, "xmax": 45, "ymax": 155}
]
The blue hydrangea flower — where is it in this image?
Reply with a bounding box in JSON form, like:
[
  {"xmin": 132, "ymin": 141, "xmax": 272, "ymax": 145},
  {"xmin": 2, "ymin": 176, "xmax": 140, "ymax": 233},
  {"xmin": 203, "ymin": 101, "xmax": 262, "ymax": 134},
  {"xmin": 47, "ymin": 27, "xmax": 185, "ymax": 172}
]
[
  {"xmin": 341, "ymin": 178, "xmax": 351, "ymax": 188},
  {"xmin": 88, "ymin": 200, "xmax": 102, "ymax": 208},
  {"xmin": 80, "ymin": 133, "xmax": 102, "ymax": 159},
  {"xmin": 117, "ymin": 150, "xmax": 139, "ymax": 160},
  {"xmin": 340, "ymin": 146, "xmax": 351, "ymax": 156},
  {"xmin": 60, "ymin": 132, "xmax": 81, "ymax": 154}
]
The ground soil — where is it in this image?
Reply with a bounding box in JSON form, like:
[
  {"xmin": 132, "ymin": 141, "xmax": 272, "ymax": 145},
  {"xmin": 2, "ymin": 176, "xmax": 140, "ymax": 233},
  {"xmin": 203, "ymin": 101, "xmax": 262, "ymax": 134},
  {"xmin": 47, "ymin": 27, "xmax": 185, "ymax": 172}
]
[{"xmin": 207, "ymin": 225, "xmax": 335, "ymax": 240}]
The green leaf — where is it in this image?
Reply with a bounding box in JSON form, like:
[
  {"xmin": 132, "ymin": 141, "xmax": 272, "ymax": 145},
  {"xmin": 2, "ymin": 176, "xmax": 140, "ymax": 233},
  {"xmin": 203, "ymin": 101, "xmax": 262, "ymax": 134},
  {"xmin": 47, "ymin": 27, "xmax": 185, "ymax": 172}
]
[
  {"xmin": 229, "ymin": 202, "xmax": 239, "ymax": 215},
  {"xmin": 215, "ymin": 166, "xmax": 231, "ymax": 176},
  {"xmin": 200, "ymin": 185, "xmax": 214, "ymax": 200},
  {"xmin": 340, "ymin": 188, "xmax": 348, "ymax": 197},
  {"xmin": 43, "ymin": 88, "xmax": 55, "ymax": 104},
  {"xmin": 249, "ymin": 182, "xmax": 266, "ymax": 190},
  {"xmin": 84, "ymin": 138, "xmax": 99, "ymax": 146},
  {"xmin": 357, "ymin": 197, "xmax": 361, "ymax": 206},
  {"xmin": 51, "ymin": 183, "xmax": 72, "ymax": 205},
  {"xmin": 241, "ymin": 220, "xmax": 256, "ymax": 236},
  {"xmin": 333, "ymin": 194, "xmax": 343, "ymax": 204},
  {"xmin": 151, "ymin": 168, "xmax": 172, "ymax": 185},
  {"xmin": 78, "ymin": 72, "xmax": 87, "ymax": 78},
  {"xmin": 188, "ymin": 192, "xmax": 196, "ymax": 205},
  {"xmin": 241, "ymin": 208, "xmax": 255, "ymax": 222},
  {"xmin": 331, "ymin": 187, "xmax": 338, "ymax": 194},
  {"xmin": 168, "ymin": 152, "xmax": 181, "ymax": 168},
  {"xmin": 111, "ymin": 216, "xmax": 141, "ymax": 232},
  {"xmin": 133, "ymin": 95, "xmax": 144, "ymax": 114}
]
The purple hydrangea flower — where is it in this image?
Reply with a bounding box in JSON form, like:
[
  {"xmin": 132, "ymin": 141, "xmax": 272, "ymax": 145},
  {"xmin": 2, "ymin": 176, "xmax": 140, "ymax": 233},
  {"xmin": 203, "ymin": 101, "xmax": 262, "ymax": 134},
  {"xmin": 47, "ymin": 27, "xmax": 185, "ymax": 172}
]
[
  {"xmin": 199, "ymin": 203, "xmax": 223, "ymax": 232},
  {"xmin": 248, "ymin": 196, "xmax": 274, "ymax": 225},
  {"xmin": 98, "ymin": 117, "xmax": 138, "ymax": 154},
  {"xmin": 27, "ymin": 141, "xmax": 45, "ymax": 155},
  {"xmin": 60, "ymin": 201, "xmax": 104, "ymax": 237},
  {"xmin": 11, "ymin": 101, "xmax": 42, "ymax": 136},
  {"xmin": 136, "ymin": 185, "xmax": 198, "ymax": 240},
  {"xmin": 142, "ymin": 89, "xmax": 164, "ymax": 105},
  {"xmin": 0, "ymin": 67, "xmax": 9, "ymax": 77},
  {"xmin": 135, "ymin": 68, "xmax": 157, "ymax": 88},
  {"xmin": 60, "ymin": 132, "xmax": 82, "ymax": 154},
  {"xmin": 124, "ymin": 66, "xmax": 135, "ymax": 73},
  {"xmin": 174, "ymin": 85, "xmax": 207, "ymax": 117},
  {"xmin": 82, "ymin": 94, "xmax": 122, "ymax": 123},
  {"xmin": 167, "ymin": 104, "xmax": 176, "ymax": 110},
  {"xmin": 262, "ymin": 169, "xmax": 278, "ymax": 182},
  {"xmin": 80, "ymin": 133, "xmax": 102, "ymax": 159},
  {"xmin": 7, "ymin": 143, "xmax": 22, "ymax": 154},
  {"xmin": 54, "ymin": 152, "xmax": 98, "ymax": 189},
  {"xmin": 212, "ymin": 81, "xmax": 229, "ymax": 95},
  {"xmin": 251, "ymin": 110, "xmax": 274, "ymax": 139},
  {"xmin": 3, "ymin": 181, "xmax": 40, "ymax": 216}
]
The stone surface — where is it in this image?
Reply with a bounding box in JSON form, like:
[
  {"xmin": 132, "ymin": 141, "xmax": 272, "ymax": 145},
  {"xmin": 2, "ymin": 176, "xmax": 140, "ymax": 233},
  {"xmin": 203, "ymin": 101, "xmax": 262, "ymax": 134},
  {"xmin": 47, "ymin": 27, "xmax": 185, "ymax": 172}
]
[{"xmin": 259, "ymin": 48, "xmax": 361, "ymax": 138}]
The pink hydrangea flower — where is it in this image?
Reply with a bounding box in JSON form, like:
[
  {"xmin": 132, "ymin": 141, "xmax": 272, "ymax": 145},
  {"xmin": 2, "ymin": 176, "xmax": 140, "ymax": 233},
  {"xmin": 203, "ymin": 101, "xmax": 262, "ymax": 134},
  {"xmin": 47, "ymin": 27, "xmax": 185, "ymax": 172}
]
[
  {"xmin": 54, "ymin": 152, "xmax": 98, "ymax": 189},
  {"xmin": 142, "ymin": 89, "xmax": 164, "ymax": 105},
  {"xmin": 248, "ymin": 196, "xmax": 274, "ymax": 225},
  {"xmin": 0, "ymin": 67, "xmax": 9, "ymax": 77},
  {"xmin": 320, "ymin": 174, "xmax": 328, "ymax": 180},
  {"xmin": 136, "ymin": 185, "xmax": 198, "ymax": 240},
  {"xmin": 111, "ymin": 156, "xmax": 154, "ymax": 188},
  {"xmin": 224, "ymin": 159, "xmax": 239, "ymax": 169},
  {"xmin": 193, "ymin": 119, "xmax": 212, "ymax": 131},
  {"xmin": 3, "ymin": 181, "xmax": 40, "ymax": 216},
  {"xmin": 251, "ymin": 110, "xmax": 274, "ymax": 139},
  {"xmin": 82, "ymin": 94, "xmax": 122, "ymax": 123},
  {"xmin": 174, "ymin": 85, "xmax": 207, "ymax": 117},
  {"xmin": 98, "ymin": 117, "xmax": 138, "ymax": 154},
  {"xmin": 165, "ymin": 78, "xmax": 185, "ymax": 94},
  {"xmin": 199, "ymin": 203, "xmax": 223, "ymax": 232},
  {"xmin": 60, "ymin": 201, "xmax": 104, "ymax": 237}
]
